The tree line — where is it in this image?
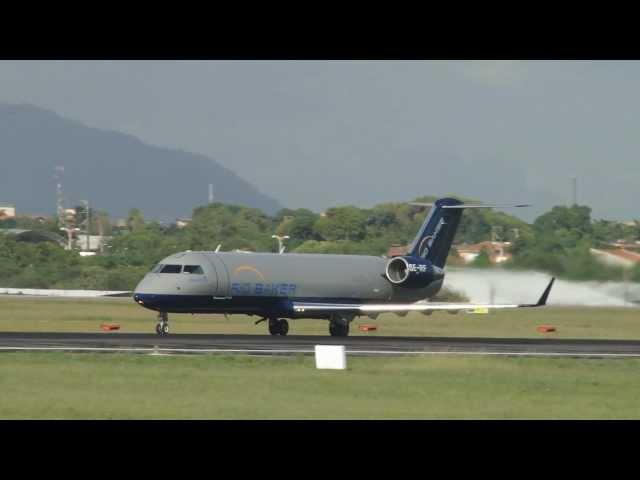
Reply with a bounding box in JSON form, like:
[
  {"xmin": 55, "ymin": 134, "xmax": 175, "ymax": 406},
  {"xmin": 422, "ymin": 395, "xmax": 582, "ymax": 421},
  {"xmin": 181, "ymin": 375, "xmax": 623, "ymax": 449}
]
[{"xmin": 0, "ymin": 196, "xmax": 639, "ymax": 290}]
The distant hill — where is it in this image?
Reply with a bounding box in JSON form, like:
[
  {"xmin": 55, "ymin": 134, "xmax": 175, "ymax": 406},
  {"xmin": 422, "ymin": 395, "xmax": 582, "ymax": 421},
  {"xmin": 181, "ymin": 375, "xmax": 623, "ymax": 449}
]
[{"xmin": 0, "ymin": 103, "xmax": 283, "ymax": 220}]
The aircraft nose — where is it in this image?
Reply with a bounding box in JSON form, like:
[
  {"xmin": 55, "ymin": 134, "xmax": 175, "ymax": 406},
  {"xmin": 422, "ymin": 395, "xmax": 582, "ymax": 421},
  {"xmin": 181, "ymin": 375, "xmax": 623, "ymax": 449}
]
[
  {"xmin": 134, "ymin": 271, "xmax": 166, "ymax": 293},
  {"xmin": 132, "ymin": 275, "xmax": 158, "ymax": 308}
]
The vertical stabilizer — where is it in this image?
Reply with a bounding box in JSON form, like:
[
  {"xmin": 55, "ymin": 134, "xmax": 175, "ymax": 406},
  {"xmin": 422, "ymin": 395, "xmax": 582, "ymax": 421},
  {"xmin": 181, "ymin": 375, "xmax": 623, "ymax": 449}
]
[{"xmin": 408, "ymin": 198, "xmax": 464, "ymax": 268}]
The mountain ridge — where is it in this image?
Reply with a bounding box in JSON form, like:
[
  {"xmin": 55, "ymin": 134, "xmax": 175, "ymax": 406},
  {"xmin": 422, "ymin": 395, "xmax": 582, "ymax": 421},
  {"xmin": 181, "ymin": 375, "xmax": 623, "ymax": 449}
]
[{"xmin": 0, "ymin": 103, "xmax": 283, "ymax": 220}]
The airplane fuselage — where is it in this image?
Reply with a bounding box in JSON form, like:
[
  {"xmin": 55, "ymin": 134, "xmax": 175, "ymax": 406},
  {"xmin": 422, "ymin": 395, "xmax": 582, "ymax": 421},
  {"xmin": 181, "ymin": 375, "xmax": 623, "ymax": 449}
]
[{"xmin": 133, "ymin": 251, "xmax": 444, "ymax": 319}]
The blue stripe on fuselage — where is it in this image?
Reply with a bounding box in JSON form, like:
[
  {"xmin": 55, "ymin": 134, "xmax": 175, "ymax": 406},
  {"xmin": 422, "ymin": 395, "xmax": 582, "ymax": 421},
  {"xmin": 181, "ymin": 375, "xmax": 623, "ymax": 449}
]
[{"xmin": 132, "ymin": 293, "xmax": 363, "ymax": 317}]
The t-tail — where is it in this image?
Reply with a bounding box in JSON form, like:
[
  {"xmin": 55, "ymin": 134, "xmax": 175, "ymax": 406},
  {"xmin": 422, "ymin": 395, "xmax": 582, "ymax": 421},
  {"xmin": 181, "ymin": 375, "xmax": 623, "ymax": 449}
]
[
  {"xmin": 407, "ymin": 198, "xmax": 465, "ymax": 268},
  {"xmin": 407, "ymin": 198, "xmax": 531, "ymax": 268}
]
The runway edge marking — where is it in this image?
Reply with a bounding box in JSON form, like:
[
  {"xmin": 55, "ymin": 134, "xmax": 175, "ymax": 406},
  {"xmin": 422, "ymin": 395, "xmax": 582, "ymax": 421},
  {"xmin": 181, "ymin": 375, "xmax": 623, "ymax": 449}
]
[{"xmin": 2, "ymin": 346, "xmax": 640, "ymax": 358}]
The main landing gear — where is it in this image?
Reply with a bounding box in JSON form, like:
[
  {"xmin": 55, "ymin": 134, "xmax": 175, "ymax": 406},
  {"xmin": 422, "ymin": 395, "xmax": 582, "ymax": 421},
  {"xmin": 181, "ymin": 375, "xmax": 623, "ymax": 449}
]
[
  {"xmin": 268, "ymin": 318, "xmax": 289, "ymax": 336},
  {"xmin": 329, "ymin": 314, "xmax": 353, "ymax": 337},
  {"xmin": 156, "ymin": 311, "xmax": 169, "ymax": 336}
]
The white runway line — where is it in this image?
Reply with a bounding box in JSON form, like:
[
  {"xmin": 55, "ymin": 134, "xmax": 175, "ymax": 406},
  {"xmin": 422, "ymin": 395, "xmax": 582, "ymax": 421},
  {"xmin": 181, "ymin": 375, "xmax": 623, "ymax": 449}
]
[{"xmin": 1, "ymin": 345, "xmax": 640, "ymax": 358}]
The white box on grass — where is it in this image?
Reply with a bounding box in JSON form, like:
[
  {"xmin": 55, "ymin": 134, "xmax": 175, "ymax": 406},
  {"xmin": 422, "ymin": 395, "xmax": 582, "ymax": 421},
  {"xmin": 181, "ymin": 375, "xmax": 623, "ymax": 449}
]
[{"xmin": 314, "ymin": 345, "xmax": 347, "ymax": 370}]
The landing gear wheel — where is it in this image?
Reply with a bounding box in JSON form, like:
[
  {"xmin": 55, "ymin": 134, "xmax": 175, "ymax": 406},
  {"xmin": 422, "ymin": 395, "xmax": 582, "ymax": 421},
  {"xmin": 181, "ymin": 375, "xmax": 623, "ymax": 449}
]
[
  {"xmin": 279, "ymin": 319, "xmax": 289, "ymax": 336},
  {"xmin": 329, "ymin": 322, "xmax": 349, "ymax": 337},
  {"xmin": 156, "ymin": 312, "xmax": 169, "ymax": 336},
  {"xmin": 268, "ymin": 319, "xmax": 280, "ymax": 336},
  {"xmin": 268, "ymin": 318, "xmax": 289, "ymax": 336}
]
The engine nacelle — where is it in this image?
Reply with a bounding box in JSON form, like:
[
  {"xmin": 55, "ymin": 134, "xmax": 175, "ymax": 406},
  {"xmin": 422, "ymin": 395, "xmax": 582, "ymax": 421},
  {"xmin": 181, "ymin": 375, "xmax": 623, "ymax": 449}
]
[{"xmin": 385, "ymin": 255, "xmax": 442, "ymax": 288}]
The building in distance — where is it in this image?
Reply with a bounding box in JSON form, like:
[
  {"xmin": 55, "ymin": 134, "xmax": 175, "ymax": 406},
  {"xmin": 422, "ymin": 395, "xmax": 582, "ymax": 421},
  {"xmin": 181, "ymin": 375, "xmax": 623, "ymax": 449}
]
[
  {"xmin": 455, "ymin": 241, "xmax": 513, "ymax": 264},
  {"xmin": 0, "ymin": 203, "xmax": 16, "ymax": 219},
  {"xmin": 175, "ymin": 218, "xmax": 192, "ymax": 229},
  {"xmin": 76, "ymin": 234, "xmax": 109, "ymax": 253},
  {"xmin": 591, "ymin": 247, "xmax": 640, "ymax": 269}
]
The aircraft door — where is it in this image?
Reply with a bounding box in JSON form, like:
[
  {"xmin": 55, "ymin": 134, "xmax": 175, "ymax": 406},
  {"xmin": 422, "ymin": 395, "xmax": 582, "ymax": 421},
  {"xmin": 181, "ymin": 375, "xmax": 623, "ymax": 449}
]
[{"xmin": 206, "ymin": 254, "xmax": 230, "ymax": 298}]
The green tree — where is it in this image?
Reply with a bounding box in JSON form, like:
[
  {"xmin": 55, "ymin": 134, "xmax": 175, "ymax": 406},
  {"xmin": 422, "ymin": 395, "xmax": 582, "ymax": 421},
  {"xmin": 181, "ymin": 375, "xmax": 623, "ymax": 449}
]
[
  {"xmin": 126, "ymin": 208, "xmax": 146, "ymax": 232},
  {"xmin": 471, "ymin": 249, "xmax": 492, "ymax": 268},
  {"xmin": 314, "ymin": 206, "xmax": 368, "ymax": 241}
]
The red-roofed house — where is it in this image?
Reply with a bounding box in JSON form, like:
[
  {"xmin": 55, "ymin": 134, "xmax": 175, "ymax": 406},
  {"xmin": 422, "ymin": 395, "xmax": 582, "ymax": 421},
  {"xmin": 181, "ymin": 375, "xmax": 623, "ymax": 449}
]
[
  {"xmin": 591, "ymin": 248, "xmax": 640, "ymax": 268},
  {"xmin": 456, "ymin": 241, "xmax": 513, "ymax": 264}
]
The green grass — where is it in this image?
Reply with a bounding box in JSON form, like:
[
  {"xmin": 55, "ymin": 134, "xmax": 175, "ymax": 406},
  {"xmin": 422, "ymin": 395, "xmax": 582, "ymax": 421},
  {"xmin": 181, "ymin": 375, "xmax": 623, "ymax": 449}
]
[
  {"xmin": 2, "ymin": 298, "xmax": 639, "ymax": 419},
  {"xmin": 0, "ymin": 296, "xmax": 639, "ymax": 339},
  {"xmin": 1, "ymin": 352, "xmax": 640, "ymax": 419}
]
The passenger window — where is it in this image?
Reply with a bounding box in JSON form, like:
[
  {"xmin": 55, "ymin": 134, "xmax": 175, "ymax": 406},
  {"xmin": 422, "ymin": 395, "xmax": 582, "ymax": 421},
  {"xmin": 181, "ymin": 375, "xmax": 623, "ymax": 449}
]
[
  {"xmin": 183, "ymin": 265, "xmax": 204, "ymax": 274},
  {"xmin": 160, "ymin": 264, "xmax": 182, "ymax": 274}
]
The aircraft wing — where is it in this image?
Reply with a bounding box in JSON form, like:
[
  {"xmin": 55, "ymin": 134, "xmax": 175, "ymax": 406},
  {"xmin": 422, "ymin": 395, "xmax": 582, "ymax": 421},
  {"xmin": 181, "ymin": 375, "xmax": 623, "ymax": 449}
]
[
  {"xmin": 293, "ymin": 277, "xmax": 555, "ymax": 315},
  {"xmin": 0, "ymin": 288, "xmax": 132, "ymax": 298}
]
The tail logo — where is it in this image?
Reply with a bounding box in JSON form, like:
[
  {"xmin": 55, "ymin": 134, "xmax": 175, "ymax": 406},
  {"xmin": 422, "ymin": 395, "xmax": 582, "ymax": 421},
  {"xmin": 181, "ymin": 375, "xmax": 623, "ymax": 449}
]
[{"xmin": 418, "ymin": 217, "xmax": 447, "ymax": 258}]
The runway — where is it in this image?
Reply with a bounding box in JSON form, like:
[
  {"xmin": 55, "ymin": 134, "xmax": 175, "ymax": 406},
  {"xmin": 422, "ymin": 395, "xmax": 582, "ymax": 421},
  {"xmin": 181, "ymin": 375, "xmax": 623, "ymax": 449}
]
[{"xmin": 2, "ymin": 332, "xmax": 640, "ymax": 358}]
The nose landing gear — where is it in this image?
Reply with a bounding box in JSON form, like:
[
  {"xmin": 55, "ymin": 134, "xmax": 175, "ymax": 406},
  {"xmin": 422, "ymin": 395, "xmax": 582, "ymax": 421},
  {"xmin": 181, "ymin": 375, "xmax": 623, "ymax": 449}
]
[
  {"xmin": 268, "ymin": 318, "xmax": 289, "ymax": 336},
  {"xmin": 156, "ymin": 311, "xmax": 169, "ymax": 336}
]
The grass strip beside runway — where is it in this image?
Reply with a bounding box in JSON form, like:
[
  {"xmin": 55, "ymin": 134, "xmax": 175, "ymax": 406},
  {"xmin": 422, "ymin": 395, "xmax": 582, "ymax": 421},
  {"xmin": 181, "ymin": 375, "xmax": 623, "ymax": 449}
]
[
  {"xmin": 1, "ymin": 296, "xmax": 639, "ymax": 339},
  {"xmin": 1, "ymin": 352, "xmax": 639, "ymax": 419}
]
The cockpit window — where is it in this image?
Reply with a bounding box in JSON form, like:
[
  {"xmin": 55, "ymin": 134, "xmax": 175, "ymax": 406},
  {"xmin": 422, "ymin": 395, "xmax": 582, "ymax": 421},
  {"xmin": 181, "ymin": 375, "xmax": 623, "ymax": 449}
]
[
  {"xmin": 183, "ymin": 265, "xmax": 204, "ymax": 274},
  {"xmin": 159, "ymin": 264, "xmax": 182, "ymax": 274},
  {"xmin": 151, "ymin": 264, "xmax": 164, "ymax": 273}
]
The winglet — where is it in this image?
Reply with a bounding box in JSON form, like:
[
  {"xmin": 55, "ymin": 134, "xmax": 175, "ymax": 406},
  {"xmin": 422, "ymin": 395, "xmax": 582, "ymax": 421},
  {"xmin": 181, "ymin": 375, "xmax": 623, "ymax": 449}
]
[{"xmin": 519, "ymin": 277, "xmax": 555, "ymax": 308}]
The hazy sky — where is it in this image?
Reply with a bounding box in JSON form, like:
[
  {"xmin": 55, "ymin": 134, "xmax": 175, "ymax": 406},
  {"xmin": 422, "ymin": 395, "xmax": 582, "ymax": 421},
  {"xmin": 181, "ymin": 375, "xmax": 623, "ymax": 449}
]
[{"xmin": 1, "ymin": 60, "xmax": 638, "ymax": 221}]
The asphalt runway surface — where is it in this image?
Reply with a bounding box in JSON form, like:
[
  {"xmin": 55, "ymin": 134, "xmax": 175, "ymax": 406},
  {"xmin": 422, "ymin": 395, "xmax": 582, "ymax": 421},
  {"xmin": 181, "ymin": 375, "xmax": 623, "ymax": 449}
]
[{"xmin": 2, "ymin": 332, "xmax": 640, "ymax": 358}]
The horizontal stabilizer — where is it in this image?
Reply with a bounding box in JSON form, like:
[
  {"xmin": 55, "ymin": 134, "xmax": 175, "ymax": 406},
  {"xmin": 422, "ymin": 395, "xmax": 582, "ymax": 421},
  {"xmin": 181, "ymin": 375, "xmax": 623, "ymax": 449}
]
[
  {"xmin": 409, "ymin": 202, "xmax": 530, "ymax": 209},
  {"xmin": 442, "ymin": 204, "xmax": 531, "ymax": 209}
]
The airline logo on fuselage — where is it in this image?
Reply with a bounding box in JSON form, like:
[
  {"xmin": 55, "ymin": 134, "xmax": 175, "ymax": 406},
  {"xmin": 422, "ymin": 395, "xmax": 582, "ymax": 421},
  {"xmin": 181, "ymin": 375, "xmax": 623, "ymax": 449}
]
[
  {"xmin": 231, "ymin": 282, "xmax": 297, "ymax": 297},
  {"xmin": 233, "ymin": 265, "xmax": 266, "ymax": 280},
  {"xmin": 231, "ymin": 264, "xmax": 296, "ymax": 296}
]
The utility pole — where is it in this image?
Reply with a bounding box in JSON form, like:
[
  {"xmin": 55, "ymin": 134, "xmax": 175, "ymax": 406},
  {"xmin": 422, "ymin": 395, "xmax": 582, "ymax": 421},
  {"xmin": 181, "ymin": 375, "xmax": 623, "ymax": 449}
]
[
  {"xmin": 571, "ymin": 176, "xmax": 577, "ymax": 206},
  {"xmin": 54, "ymin": 165, "xmax": 78, "ymax": 250},
  {"xmin": 83, "ymin": 199, "xmax": 90, "ymax": 251},
  {"xmin": 208, "ymin": 184, "xmax": 214, "ymax": 204},
  {"xmin": 98, "ymin": 215, "xmax": 104, "ymax": 254},
  {"xmin": 54, "ymin": 166, "xmax": 66, "ymax": 228}
]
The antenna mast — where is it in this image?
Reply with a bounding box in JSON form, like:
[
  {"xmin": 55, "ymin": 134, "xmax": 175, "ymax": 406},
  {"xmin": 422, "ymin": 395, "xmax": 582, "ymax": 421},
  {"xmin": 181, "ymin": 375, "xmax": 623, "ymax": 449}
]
[
  {"xmin": 82, "ymin": 199, "xmax": 90, "ymax": 251},
  {"xmin": 54, "ymin": 165, "xmax": 75, "ymax": 250},
  {"xmin": 54, "ymin": 166, "xmax": 66, "ymax": 227}
]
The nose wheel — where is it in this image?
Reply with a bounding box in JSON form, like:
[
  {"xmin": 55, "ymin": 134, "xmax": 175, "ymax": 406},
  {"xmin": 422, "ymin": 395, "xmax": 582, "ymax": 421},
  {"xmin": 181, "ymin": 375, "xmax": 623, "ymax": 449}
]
[
  {"xmin": 156, "ymin": 312, "xmax": 169, "ymax": 336},
  {"xmin": 268, "ymin": 318, "xmax": 289, "ymax": 336}
]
